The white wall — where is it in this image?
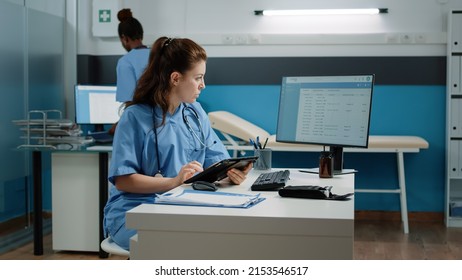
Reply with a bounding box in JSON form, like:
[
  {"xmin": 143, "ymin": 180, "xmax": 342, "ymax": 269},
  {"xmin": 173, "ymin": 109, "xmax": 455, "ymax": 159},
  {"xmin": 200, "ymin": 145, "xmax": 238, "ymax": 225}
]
[{"xmin": 78, "ymin": 0, "xmax": 462, "ymax": 57}]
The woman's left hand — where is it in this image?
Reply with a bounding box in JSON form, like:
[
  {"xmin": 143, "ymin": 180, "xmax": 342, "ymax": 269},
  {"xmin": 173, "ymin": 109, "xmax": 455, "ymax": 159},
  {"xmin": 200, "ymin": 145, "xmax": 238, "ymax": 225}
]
[{"xmin": 227, "ymin": 162, "xmax": 253, "ymax": 185}]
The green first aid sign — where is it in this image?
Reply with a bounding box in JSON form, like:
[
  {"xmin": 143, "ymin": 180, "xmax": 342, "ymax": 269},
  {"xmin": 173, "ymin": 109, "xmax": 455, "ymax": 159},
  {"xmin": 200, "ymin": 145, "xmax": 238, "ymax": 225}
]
[{"xmin": 99, "ymin": 10, "xmax": 111, "ymax": 23}]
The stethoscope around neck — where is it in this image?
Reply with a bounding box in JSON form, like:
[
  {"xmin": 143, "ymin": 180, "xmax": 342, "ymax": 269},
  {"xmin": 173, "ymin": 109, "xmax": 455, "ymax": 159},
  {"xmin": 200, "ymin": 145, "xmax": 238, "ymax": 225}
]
[{"xmin": 152, "ymin": 103, "xmax": 215, "ymax": 177}]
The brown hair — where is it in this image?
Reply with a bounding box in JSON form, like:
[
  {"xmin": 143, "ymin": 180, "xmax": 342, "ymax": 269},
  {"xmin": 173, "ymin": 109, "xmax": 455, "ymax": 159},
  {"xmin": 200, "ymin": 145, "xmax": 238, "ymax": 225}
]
[
  {"xmin": 117, "ymin": 9, "xmax": 143, "ymax": 40},
  {"xmin": 127, "ymin": 37, "xmax": 207, "ymax": 125}
]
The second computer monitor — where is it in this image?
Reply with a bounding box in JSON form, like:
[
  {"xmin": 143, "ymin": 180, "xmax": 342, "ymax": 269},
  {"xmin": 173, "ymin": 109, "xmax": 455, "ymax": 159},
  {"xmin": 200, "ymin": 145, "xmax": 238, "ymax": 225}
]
[{"xmin": 74, "ymin": 85, "xmax": 123, "ymax": 126}]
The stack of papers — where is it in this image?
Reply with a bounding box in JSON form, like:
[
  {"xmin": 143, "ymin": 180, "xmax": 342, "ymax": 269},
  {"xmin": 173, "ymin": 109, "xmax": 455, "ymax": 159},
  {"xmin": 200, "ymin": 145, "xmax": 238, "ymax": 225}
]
[{"xmin": 155, "ymin": 189, "xmax": 264, "ymax": 208}]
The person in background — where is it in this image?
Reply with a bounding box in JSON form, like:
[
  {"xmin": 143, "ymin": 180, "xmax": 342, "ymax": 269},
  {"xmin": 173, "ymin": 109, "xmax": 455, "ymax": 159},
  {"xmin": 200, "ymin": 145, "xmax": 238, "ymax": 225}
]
[
  {"xmin": 116, "ymin": 8, "xmax": 150, "ymax": 103},
  {"xmin": 108, "ymin": 9, "xmax": 150, "ymax": 135},
  {"xmin": 103, "ymin": 37, "xmax": 253, "ymax": 250}
]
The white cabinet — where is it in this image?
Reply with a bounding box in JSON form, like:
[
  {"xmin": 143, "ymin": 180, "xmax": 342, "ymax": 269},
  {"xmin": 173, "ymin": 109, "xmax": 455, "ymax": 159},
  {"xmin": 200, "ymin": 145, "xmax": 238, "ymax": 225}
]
[
  {"xmin": 51, "ymin": 153, "xmax": 100, "ymax": 251},
  {"xmin": 450, "ymin": 98, "xmax": 462, "ymax": 137},
  {"xmin": 446, "ymin": 11, "xmax": 462, "ymax": 227},
  {"xmin": 450, "ymin": 57, "xmax": 461, "ymax": 94}
]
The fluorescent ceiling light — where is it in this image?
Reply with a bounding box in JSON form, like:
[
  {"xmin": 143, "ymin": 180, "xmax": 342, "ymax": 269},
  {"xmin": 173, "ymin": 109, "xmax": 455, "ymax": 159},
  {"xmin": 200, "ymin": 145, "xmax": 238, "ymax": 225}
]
[{"xmin": 254, "ymin": 8, "xmax": 388, "ymax": 16}]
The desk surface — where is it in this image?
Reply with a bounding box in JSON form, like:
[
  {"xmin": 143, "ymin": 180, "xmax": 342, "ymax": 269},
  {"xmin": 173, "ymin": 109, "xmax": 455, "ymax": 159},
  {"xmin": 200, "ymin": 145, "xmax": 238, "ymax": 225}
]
[
  {"xmin": 128, "ymin": 170, "xmax": 353, "ymax": 222},
  {"xmin": 86, "ymin": 145, "xmax": 112, "ymax": 151},
  {"xmin": 126, "ymin": 169, "xmax": 355, "ymax": 260}
]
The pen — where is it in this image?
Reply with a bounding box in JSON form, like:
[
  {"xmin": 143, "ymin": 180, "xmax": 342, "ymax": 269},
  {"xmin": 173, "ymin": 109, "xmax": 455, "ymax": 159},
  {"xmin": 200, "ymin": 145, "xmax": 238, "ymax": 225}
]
[
  {"xmin": 256, "ymin": 136, "xmax": 262, "ymax": 149},
  {"xmin": 249, "ymin": 138, "xmax": 258, "ymax": 149},
  {"xmin": 262, "ymin": 137, "xmax": 268, "ymax": 149}
]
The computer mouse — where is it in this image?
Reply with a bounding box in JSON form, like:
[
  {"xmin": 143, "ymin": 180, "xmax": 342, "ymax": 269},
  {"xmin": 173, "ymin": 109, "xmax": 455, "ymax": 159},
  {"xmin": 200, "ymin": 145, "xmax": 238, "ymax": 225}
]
[{"xmin": 192, "ymin": 181, "xmax": 218, "ymax": 192}]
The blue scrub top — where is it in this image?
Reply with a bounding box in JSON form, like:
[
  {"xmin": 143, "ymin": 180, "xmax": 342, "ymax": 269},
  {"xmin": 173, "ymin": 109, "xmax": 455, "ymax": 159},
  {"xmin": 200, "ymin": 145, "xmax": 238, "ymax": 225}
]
[
  {"xmin": 103, "ymin": 102, "xmax": 229, "ymax": 246},
  {"xmin": 116, "ymin": 48, "xmax": 150, "ymax": 102}
]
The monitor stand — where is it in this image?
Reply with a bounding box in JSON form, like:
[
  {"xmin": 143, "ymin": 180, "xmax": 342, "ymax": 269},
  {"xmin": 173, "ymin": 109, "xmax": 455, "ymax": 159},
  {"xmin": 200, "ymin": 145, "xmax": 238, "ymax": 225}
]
[
  {"xmin": 300, "ymin": 146, "xmax": 356, "ymax": 176},
  {"xmin": 330, "ymin": 146, "xmax": 344, "ymax": 174}
]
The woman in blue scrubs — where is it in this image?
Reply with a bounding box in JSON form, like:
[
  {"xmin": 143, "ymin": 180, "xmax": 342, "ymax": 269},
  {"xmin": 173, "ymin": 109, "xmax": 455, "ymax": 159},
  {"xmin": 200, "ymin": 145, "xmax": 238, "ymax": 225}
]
[
  {"xmin": 104, "ymin": 37, "xmax": 252, "ymax": 250},
  {"xmin": 116, "ymin": 9, "xmax": 150, "ymax": 103},
  {"xmin": 109, "ymin": 9, "xmax": 150, "ymax": 135}
]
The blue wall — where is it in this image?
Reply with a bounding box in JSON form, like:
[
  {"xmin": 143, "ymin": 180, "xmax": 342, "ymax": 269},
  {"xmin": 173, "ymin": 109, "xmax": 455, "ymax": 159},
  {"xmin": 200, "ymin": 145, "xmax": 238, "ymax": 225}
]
[
  {"xmin": 75, "ymin": 55, "xmax": 446, "ymax": 214},
  {"xmin": 198, "ymin": 85, "xmax": 446, "ymax": 212}
]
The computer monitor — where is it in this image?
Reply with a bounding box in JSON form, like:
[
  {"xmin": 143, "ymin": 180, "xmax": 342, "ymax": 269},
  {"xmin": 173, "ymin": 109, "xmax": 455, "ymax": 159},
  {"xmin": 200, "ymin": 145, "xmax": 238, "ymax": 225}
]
[
  {"xmin": 276, "ymin": 74, "xmax": 374, "ymax": 172},
  {"xmin": 74, "ymin": 85, "xmax": 123, "ymax": 130}
]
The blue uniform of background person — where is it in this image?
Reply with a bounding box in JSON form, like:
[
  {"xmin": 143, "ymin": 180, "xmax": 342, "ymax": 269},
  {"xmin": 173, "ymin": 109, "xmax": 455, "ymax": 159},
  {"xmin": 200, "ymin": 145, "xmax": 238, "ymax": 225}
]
[
  {"xmin": 103, "ymin": 102, "xmax": 230, "ymax": 250},
  {"xmin": 116, "ymin": 47, "xmax": 150, "ymax": 102}
]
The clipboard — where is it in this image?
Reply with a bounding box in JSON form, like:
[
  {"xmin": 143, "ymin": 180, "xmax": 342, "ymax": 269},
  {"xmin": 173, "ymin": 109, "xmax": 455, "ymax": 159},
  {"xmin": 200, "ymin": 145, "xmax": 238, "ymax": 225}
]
[
  {"xmin": 184, "ymin": 156, "xmax": 258, "ymax": 184},
  {"xmin": 155, "ymin": 189, "xmax": 265, "ymax": 208}
]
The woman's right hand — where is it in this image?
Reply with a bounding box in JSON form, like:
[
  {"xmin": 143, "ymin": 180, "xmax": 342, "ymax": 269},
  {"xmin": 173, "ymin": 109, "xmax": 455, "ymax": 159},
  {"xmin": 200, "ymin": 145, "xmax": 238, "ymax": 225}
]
[
  {"xmin": 177, "ymin": 161, "xmax": 203, "ymax": 185},
  {"xmin": 115, "ymin": 161, "xmax": 203, "ymax": 193}
]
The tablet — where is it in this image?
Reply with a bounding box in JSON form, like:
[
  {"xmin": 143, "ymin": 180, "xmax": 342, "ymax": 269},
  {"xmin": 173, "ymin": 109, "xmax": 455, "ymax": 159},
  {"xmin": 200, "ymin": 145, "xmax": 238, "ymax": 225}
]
[{"xmin": 184, "ymin": 156, "xmax": 258, "ymax": 184}]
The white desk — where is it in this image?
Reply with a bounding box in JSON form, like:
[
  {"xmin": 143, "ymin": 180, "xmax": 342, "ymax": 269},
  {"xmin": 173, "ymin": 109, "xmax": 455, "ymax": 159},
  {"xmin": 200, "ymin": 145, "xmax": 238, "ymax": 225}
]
[
  {"xmin": 126, "ymin": 169, "xmax": 354, "ymax": 260},
  {"xmin": 220, "ymin": 135, "xmax": 429, "ymax": 234}
]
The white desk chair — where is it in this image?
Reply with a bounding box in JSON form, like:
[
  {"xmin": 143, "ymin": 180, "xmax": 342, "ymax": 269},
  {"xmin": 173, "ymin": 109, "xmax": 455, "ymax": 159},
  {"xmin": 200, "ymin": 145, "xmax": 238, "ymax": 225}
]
[{"xmin": 101, "ymin": 237, "xmax": 129, "ymax": 257}]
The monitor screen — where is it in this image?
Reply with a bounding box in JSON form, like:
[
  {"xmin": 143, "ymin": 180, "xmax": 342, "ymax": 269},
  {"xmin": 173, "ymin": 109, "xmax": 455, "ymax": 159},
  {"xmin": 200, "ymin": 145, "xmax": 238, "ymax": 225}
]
[
  {"xmin": 276, "ymin": 75, "xmax": 374, "ymax": 148},
  {"xmin": 74, "ymin": 85, "xmax": 122, "ymax": 125}
]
